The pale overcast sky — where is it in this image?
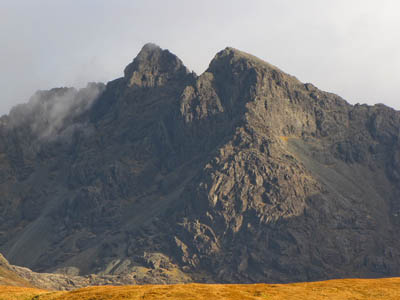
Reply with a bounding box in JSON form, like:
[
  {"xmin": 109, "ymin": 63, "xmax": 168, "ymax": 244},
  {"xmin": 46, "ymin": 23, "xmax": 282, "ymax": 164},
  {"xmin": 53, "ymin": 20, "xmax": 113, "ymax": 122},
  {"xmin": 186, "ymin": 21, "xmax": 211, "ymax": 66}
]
[{"xmin": 0, "ymin": 0, "xmax": 399, "ymax": 114}]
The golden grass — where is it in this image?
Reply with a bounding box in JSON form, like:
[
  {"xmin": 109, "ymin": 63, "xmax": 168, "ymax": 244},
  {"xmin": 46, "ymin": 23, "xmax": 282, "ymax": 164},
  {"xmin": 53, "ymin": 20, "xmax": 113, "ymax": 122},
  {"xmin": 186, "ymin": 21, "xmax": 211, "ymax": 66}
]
[
  {"xmin": 0, "ymin": 286, "xmax": 48, "ymax": 300},
  {"xmin": 2, "ymin": 278, "xmax": 400, "ymax": 300}
]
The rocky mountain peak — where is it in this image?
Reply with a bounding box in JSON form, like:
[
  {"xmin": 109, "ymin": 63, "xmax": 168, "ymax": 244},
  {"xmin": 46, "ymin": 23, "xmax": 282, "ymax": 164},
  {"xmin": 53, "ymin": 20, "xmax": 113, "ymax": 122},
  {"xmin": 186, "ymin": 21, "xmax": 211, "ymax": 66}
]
[
  {"xmin": 1, "ymin": 44, "xmax": 400, "ymax": 287},
  {"xmin": 209, "ymin": 46, "xmax": 282, "ymax": 73},
  {"xmin": 123, "ymin": 43, "xmax": 190, "ymax": 88}
]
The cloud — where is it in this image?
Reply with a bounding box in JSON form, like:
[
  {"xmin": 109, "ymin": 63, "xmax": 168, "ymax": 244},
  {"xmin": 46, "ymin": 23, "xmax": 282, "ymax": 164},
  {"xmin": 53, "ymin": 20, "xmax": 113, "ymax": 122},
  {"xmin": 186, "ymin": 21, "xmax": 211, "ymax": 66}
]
[{"xmin": 7, "ymin": 83, "xmax": 104, "ymax": 139}]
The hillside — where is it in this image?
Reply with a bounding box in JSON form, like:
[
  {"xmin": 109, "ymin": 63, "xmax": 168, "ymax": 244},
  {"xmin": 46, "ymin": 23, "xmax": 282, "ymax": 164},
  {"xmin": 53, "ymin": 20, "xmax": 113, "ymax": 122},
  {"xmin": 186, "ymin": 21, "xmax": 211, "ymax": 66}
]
[
  {"xmin": 0, "ymin": 254, "xmax": 32, "ymax": 287},
  {"xmin": 2, "ymin": 279, "xmax": 400, "ymax": 300},
  {"xmin": 0, "ymin": 43, "xmax": 399, "ymax": 285}
]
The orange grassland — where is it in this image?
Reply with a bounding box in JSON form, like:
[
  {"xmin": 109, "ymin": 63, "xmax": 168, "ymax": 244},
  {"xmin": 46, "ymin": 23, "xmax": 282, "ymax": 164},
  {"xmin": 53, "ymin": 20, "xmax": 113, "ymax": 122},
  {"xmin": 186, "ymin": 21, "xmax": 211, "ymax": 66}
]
[{"xmin": 1, "ymin": 278, "xmax": 400, "ymax": 300}]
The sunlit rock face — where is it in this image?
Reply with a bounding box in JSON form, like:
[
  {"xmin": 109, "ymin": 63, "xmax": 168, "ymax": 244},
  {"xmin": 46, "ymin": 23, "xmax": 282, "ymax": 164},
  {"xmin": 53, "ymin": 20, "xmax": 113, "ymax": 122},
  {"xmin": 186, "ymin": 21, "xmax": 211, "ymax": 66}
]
[{"xmin": 0, "ymin": 44, "xmax": 400, "ymax": 287}]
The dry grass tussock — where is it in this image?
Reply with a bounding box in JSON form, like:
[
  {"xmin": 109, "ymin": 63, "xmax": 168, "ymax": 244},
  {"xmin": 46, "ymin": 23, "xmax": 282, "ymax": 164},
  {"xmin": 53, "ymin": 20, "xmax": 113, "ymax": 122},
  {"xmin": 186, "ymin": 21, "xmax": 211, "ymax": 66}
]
[{"xmin": 1, "ymin": 278, "xmax": 400, "ymax": 300}]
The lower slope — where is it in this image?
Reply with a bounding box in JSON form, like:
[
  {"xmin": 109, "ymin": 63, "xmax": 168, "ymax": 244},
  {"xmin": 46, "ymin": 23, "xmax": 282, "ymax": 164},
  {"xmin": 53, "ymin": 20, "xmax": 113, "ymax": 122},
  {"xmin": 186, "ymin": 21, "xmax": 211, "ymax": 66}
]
[
  {"xmin": 2, "ymin": 279, "xmax": 400, "ymax": 300},
  {"xmin": 0, "ymin": 254, "xmax": 32, "ymax": 288}
]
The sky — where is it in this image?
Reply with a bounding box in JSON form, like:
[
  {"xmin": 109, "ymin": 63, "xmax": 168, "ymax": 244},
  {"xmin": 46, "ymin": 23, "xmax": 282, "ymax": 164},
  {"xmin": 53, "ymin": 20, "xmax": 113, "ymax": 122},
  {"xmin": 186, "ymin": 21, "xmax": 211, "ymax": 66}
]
[{"xmin": 0, "ymin": 0, "xmax": 399, "ymax": 115}]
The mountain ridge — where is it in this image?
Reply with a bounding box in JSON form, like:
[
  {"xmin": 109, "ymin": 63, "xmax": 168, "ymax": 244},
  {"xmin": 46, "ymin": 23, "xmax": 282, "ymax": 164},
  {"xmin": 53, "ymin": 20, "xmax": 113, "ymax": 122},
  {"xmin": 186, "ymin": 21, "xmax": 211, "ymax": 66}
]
[{"xmin": 0, "ymin": 43, "xmax": 399, "ymax": 287}]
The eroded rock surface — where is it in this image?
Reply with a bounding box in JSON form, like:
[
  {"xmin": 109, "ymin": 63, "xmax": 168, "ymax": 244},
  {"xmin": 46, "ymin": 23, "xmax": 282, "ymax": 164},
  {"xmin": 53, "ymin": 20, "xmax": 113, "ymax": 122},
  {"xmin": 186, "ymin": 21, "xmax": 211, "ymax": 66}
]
[{"xmin": 1, "ymin": 44, "xmax": 400, "ymax": 288}]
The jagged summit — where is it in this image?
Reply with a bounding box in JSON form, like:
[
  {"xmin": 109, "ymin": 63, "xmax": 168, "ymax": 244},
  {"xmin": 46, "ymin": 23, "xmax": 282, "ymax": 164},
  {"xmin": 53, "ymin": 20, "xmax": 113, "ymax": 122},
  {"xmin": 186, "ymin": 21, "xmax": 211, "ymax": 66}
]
[
  {"xmin": 209, "ymin": 46, "xmax": 285, "ymax": 74},
  {"xmin": 122, "ymin": 43, "xmax": 292, "ymax": 91},
  {"xmin": 140, "ymin": 42, "xmax": 162, "ymax": 52},
  {"xmin": 123, "ymin": 43, "xmax": 190, "ymax": 88}
]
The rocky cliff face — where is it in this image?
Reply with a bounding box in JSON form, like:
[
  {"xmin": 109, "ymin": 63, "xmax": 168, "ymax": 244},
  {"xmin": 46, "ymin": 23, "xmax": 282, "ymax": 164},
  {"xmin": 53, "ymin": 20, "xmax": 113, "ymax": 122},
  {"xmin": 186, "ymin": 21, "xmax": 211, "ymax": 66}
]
[{"xmin": 1, "ymin": 44, "xmax": 400, "ymax": 286}]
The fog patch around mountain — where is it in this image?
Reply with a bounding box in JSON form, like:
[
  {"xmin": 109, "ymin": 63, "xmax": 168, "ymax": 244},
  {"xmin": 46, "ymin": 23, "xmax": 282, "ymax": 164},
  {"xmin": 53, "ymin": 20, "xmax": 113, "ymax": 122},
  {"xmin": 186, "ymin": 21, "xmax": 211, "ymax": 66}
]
[{"xmin": 4, "ymin": 82, "xmax": 105, "ymax": 140}]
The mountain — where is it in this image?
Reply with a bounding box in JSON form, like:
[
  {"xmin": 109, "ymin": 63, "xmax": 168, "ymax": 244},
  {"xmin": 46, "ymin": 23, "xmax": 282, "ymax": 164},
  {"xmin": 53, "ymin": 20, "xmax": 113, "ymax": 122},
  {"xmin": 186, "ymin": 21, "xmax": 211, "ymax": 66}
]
[{"xmin": 0, "ymin": 43, "xmax": 400, "ymax": 285}]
